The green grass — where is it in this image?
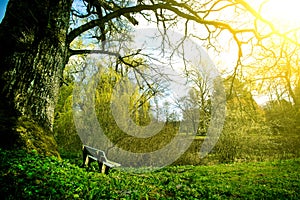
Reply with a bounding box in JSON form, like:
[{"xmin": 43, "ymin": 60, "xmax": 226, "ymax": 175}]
[{"xmin": 0, "ymin": 148, "xmax": 299, "ymax": 199}]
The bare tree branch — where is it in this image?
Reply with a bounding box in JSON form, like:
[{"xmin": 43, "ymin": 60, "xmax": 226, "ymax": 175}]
[
  {"xmin": 69, "ymin": 49, "xmax": 120, "ymax": 57},
  {"xmin": 67, "ymin": 2, "xmax": 265, "ymax": 46}
]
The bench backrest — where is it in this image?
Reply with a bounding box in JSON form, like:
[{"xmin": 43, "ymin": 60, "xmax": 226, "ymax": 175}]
[{"xmin": 84, "ymin": 145, "xmax": 108, "ymax": 162}]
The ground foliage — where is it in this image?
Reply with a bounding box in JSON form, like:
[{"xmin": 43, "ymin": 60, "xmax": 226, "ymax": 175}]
[{"xmin": 1, "ymin": 148, "xmax": 299, "ymax": 199}]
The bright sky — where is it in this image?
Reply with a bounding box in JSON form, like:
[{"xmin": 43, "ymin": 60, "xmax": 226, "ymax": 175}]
[
  {"xmin": 0, "ymin": 0, "xmax": 8, "ymax": 23},
  {"xmin": 248, "ymin": 0, "xmax": 300, "ymax": 31}
]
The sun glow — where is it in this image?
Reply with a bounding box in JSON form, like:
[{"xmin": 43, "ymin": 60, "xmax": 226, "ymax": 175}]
[{"xmin": 260, "ymin": 0, "xmax": 300, "ymax": 31}]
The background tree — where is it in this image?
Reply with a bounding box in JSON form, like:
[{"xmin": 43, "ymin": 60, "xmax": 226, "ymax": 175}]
[
  {"xmin": 215, "ymin": 76, "xmax": 268, "ymax": 163},
  {"xmin": 248, "ymin": 39, "xmax": 300, "ymax": 106},
  {"xmin": 264, "ymin": 100, "xmax": 297, "ymax": 134},
  {"xmin": 245, "ymin": 36, "xmax": 300, "ymax": 134}
]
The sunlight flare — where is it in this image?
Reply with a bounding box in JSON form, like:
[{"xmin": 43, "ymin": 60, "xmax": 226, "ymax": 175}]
[{"xmin": 260, "ymin": 0, "xmax": 300, "ymax": 31}]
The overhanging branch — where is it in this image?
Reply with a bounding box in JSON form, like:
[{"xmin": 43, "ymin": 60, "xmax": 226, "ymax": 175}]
[
  {"xmin": 67, "ymin": 2, "xmax": 257, "ymax": 45},
  {"xmin": 69, "ymin": 49, "xmax": 120, "ymax": 57}
]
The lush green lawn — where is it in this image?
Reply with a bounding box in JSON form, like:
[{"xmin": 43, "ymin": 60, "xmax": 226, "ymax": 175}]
[{"xmin": 1, "ymin": 149, "xmax": 299, "ymax": 199}]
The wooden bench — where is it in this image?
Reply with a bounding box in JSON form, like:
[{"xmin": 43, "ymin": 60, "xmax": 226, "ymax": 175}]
[{"xmin": 81, "ymin": 145, "xmax": 121, "ymax": 174}]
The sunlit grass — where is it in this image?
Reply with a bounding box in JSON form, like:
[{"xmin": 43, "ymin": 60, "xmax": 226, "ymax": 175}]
[{"xmin": 1, "ymin": 148, "xmax": 299, "ymax": 199}]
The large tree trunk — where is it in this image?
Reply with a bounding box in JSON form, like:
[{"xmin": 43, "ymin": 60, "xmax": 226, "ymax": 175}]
[{"xmin": 0, "ymin": 0, "xmax": 73, "ymax": 156}]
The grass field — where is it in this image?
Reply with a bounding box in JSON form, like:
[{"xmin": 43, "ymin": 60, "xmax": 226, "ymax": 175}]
[{"xmin": 1, "ymin": 149, "xmax": 299, "ymax": 199}]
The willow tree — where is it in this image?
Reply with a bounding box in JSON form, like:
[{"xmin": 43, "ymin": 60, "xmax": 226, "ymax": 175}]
[{"xmin": 0, "ymin": 0, "xmax": 297, "ymax": 155}]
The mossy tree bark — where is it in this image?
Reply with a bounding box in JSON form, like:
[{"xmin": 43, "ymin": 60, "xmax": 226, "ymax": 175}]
[{"xmin": 0, "ymin": 0, "xmax": 73, "ymax": 156}]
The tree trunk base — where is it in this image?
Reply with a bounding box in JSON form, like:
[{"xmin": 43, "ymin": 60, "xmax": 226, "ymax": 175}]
[{"xmin": 0, "ymin": 98, "xmax": 60, "ymax": 157}]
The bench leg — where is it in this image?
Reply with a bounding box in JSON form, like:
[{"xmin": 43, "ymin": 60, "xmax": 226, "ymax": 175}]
[
  {"xmin": 97, "ymin": 161, "xmax": 104, "ymax": 173},
  {"xmin": 82, "ymin": 146, "xmax": 89, "ymax": 168},
  {"xmin": 82, "ymin": 154, "xmax": 88, "ymax": 168},
  {"xmin": 104, "ymin": 165, "xmax": 111, "ymax": 174}
]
